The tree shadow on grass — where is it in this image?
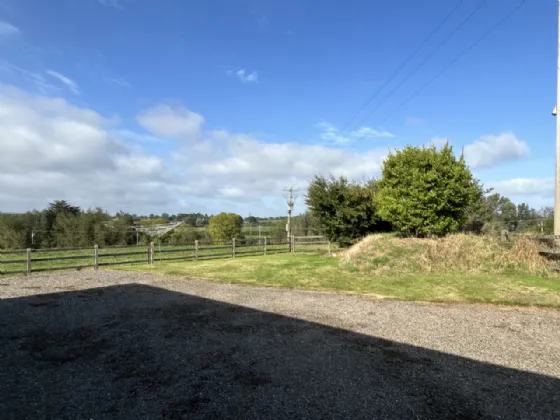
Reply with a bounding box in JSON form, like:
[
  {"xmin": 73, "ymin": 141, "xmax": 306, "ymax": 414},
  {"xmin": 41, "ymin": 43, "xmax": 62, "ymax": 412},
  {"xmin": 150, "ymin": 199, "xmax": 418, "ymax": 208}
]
[{"xmin": 0, "ymin": 284, "xmax": 558, "ymax": 419}]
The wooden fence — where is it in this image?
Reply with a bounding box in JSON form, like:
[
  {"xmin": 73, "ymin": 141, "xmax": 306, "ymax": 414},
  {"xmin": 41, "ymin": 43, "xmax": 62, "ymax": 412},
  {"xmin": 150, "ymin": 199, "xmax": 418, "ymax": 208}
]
[
  {"xmin": 292, "ymin": 236, "xmax": 331, "ymax": 254},
  {"xmin": 0, "ymin": 237, "xmax": 295, "ymax": 276}
]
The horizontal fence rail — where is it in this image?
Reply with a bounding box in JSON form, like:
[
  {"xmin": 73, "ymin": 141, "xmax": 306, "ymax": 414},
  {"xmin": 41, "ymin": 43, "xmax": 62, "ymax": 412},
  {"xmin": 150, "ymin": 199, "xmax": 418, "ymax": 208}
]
[{"xmin": 0, "ymin": 236, "xmax": 329, "ymax": 276}]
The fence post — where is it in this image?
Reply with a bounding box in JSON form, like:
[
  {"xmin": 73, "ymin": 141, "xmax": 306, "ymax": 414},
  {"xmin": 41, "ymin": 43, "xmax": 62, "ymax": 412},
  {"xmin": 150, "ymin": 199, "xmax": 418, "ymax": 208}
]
[
  {"xmin": 328, "ymin": 241, "xmax": 331, "ymax": 254},
  {"xmin": 292, "ymin": 235, "xmax": 296, "ymax": 253},
  {"xmin": 232, "ymin": 238, "xmax": 236, "ymax": 258},
  {"xmin": 195, "ymin": 240, "xmax": 199, "ymax": 260},
  {"xmin": 26, "ymin": 248, "xmax": 31, "ymax": 275},
  {"xmin": 150, "ymin": 242, "xmax": 155, "ymax": 264},
  {"xmin": 264, "ymin": 237, "xmax": 267, "ymax": 255},
  {"xmin": 94, "ymin": 245, "xmax": 99, "ymax": 271}
]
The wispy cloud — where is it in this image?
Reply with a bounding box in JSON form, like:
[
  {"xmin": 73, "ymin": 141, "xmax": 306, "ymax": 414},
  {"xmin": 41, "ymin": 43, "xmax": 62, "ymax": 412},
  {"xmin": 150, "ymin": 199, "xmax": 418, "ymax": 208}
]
[
  {"xmin": 350, "ymin": 126, "xmax": 396, "ymax": 139},
  {"xmin": 0, "ymin": 20, "xmax": 20, "ymax": 37},
  {"xmin": 317, "ymin": 122, "xmax": 395, "ymax": 145},
  {"xmin": 107, "ymin": 77, "xmax": 131, "ymax": 88},
  {"xmin": 0, "ymin": 62, "xmax": 57, "ymax": 94},
  {"xmin": 46, "ymin": 70, "xmax": 80, "ymax": 95},
  {"xmin": 97, "ymin": 0, "xmax": 128, "ymax": 9},
  {"xmin": 236, "ymin": 69, "xmax": 259, "ymax": 83}
]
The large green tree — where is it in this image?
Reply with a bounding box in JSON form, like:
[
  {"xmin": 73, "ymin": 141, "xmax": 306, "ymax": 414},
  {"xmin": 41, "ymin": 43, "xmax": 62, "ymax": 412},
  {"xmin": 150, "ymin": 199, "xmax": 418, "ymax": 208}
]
[
  {"xmin": 306, "ymin": 175, "xmax": 390, "ymax": 246},
  {"xmin": 375, "ymin": 144, "xmax": 482, "ymax": 237},
  {"xmin": 207, "ymin": 212, "xmax": 244, "ymax": 242}
]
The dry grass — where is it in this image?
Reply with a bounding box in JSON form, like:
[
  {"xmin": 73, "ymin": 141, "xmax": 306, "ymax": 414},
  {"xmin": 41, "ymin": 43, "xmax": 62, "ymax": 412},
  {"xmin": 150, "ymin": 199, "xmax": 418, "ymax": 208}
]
[{"xmin": 341, "ymin": 234, "xmax": 552, "ymax": 277}]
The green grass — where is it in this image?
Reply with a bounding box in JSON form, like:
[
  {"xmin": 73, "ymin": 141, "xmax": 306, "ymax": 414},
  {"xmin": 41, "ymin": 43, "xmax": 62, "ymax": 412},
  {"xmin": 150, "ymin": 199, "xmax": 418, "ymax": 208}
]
[{"xmin": 117, "ymin": 253, "xmax": 560, "ymax": 308}]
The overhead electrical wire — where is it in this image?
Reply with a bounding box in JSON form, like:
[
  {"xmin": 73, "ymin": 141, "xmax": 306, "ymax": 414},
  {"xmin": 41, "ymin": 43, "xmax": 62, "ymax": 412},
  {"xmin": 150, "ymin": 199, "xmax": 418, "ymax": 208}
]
[
  {"xmin": 339, "ymin": 0, "xmax": 464, "ymax": 134},
  {"xmin": 376, "ymin": 0, "xmax": 527, "ymax": 126},
  {"xmin": 352, "ymin": 0, "xmax": 488, "ymax": 130}
]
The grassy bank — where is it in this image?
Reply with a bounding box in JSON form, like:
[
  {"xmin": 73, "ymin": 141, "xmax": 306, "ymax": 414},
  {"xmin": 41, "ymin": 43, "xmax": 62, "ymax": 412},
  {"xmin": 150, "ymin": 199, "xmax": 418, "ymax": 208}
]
[{"xmin": 119, "ymin": 251, "xmax": 560, "ymax": 308}]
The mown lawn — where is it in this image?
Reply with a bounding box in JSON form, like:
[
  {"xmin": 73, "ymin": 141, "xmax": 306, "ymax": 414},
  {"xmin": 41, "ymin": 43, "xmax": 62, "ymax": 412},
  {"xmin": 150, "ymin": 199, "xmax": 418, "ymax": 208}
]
[{"xmin": 118, "ymin": 253, "xmax": 560, "ymax": 308}]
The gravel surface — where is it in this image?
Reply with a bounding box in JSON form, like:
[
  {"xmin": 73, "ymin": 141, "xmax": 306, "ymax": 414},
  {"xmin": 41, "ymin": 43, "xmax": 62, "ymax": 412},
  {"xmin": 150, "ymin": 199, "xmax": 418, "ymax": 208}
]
[{"xmin": 0, "ymin": 270, "xmax": 559, "ymax": 419}]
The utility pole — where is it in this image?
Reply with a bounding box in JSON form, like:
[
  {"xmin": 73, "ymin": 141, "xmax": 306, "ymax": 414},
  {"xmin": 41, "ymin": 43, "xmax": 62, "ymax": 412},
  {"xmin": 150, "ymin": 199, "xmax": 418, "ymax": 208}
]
[
  {"xmin": 556, "ymin": 0, "xmax": 560, "ymax": 237},
  {"xmin": 285, "ymin": 186, "xmax": 295, "ymax": 249}
]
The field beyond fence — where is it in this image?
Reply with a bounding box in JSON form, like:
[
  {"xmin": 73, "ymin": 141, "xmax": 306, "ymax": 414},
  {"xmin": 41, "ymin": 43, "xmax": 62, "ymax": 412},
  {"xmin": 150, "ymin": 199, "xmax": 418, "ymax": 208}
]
[{"xmin": 0, "ymin": 236, "xmax": 331, "ymax": 276}]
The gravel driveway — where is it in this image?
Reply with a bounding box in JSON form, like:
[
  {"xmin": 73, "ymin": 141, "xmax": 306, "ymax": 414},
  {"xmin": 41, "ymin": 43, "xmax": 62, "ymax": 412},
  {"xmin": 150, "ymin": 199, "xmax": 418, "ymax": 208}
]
[{"xmin": 0, "ymin": 270, "xmax": 559, "ymax": 419}]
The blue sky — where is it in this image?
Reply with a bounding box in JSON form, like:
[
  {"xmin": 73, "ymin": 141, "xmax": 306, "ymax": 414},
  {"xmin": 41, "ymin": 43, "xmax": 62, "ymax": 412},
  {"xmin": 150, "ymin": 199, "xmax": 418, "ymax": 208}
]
[{"xmin": 0, "ymin": 0, "xmax": 557, "ymax": 216}]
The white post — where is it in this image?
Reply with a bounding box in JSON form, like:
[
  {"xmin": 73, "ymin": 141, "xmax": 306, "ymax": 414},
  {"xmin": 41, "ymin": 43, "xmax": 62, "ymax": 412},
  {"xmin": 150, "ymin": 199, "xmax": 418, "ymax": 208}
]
[
  {"xmin": 264, "ymin": 237, "xmax": 267, "ymax": 255},
  {"xmin": 292, "ymin": 235, "xmax": 295, "ymax": 253},
  {"xmin": 554, "ymin": 0, "xmax": 560, "ymax": 238},
  {"xmin": 150, "ymin": 242, "xmax": 155, "ymax": 264},
  {"xmin": 232, "ymin": 238, "xmax": 236, "ymax": 258},
  {"xmin": 94, "ymin": 245, "xmax": 99, "ymax": 270},
  {"xmin": 195, "ymin": 240, "xmax": 199, "ymax": 260}
]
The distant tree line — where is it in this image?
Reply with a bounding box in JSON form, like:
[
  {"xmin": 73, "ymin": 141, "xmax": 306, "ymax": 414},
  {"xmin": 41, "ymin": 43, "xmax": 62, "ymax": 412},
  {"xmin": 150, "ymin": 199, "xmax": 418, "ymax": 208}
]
[
  {"xmin": 0, "ymin": 201, "xmax": 137, "ymax": 250},
  {"xmin": 0, "ymin": 203, "xmax": 301, "ymax": 250}
]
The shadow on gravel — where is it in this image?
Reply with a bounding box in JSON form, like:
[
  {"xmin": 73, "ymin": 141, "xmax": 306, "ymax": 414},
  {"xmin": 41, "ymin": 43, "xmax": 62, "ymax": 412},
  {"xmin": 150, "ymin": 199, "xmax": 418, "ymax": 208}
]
[{"xmin": 0, "ymin": 284, "xmax": 558, "ymax": 420}]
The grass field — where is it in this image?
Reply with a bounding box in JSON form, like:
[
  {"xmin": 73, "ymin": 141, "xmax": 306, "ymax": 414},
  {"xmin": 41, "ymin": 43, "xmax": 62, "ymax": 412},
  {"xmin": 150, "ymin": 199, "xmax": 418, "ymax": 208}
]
[{"xmin": 118, "ymin": 252, "xmax": 560, "ymax": 308}]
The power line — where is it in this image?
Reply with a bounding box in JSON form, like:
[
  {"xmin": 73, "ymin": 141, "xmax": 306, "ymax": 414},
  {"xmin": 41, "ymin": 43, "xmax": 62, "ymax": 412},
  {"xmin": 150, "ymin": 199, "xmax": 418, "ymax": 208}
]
[
  {"xmin": 340, "ymin": 0, "xmax": 464, "ymax": 135},
  {"xmin": 353, "ymin": 0, "xmax": 488, "ymax": 130},
  {"xmin": 377, "ymin": 0, "xmax": 527, "ymax": 126}
]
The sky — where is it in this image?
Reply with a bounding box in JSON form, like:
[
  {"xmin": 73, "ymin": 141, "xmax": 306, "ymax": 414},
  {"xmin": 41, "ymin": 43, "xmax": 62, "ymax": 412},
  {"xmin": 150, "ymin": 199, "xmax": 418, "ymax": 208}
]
[{"xmin": 0, "ymin": 0, "xmax": 556, "ymax": 217}]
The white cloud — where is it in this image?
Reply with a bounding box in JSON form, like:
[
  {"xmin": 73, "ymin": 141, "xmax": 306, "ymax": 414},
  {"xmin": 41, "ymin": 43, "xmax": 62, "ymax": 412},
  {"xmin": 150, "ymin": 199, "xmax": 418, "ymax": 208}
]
[
  {"xmin": 111, "ymin": 129, "xmax": 165, "ymax": 144},
  {"xmin": 137, "ymin": 105, "xmax": 204, "ymax": 141},
  {"xmin": 487, "ymin": 178, "xmax": 554, "ymax": 197},
  {"xmin": 0, "ymin": 86, "xmax": 176, "ymax": 213},
  {"xmin": 0, "ymin": 20, "xmax": 19, "ymax": 37},
  {"xmin": 463, "ymin": 132, "xmax": 529, "ymax": 169},
  {"xmin": 46, "ymin": 70, "xmax": 80, "ymax": 95},
  {"xmin": 317, "ymin": 121, "xmax": 395, "ymax": 145},
  {"xmin": 236, "ymin": 69, "xmax": 259, "ymax": 83},
  {"xmin": 0, "ymin": 87, "xmax": 390, "ymax": 214},
  {"xmin": 191, "ymin": 132, "xmax": 387, "ymax": 199},
  {"xmin": 218, "ymin": 187, "xmax": 245, "ymax": 198}
]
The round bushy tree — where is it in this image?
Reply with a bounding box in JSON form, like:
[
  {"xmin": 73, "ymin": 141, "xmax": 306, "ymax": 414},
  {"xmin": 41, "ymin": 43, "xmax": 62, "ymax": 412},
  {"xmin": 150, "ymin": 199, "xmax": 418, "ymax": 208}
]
[
  {"xmin": 375, "ymin": 144, "xmax": 482, "ymax": 237},
  {"xmin": 207, "ymin": 212, "xmax": 244, "ymax": 241}
]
